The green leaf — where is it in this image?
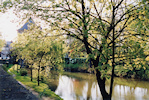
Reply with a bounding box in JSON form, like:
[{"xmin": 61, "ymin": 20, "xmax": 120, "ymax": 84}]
[{"xmin": 69, "ymin": 23, "xmax": 73, "ymax": 27}]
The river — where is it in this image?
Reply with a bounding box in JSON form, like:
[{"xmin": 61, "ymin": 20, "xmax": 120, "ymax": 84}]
[{"xmin": 48, "ymin": 72, "xmax": 149, "ymax": 100}]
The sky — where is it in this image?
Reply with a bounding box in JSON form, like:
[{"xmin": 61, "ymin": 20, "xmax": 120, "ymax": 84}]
[
  {"xmin": 0, "ymin": 9, "xmax": 19, "ymax": 41},
  {"xmin": 0, "ymin": 0, "xmax": 135, "ymax": 42},
  {"xmin": 0, "ymin": 9, "xmax": 47, "ymax": 42}
]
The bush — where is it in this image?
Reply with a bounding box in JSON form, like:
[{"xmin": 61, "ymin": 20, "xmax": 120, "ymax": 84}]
[{"xmin": 20, "ymin": 68, "xmax": 27, "ymax": 76}]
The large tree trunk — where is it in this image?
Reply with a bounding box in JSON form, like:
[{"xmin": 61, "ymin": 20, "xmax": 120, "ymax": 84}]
[
  {"xmin": 96, "ymin": 70, "xmax": 111, "ymax": 100},
  {"xmin": 84, "ymin": 40, "xmax": 111, "ymax": 99},
  {"xmin": 93, "ymin": 60, "xmax": 111, "ymax": 100}
]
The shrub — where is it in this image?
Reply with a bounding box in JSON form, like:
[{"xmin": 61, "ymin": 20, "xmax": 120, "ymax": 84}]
[{"xmin": 20, "ymin": 68, "xmax": 27, "ymax": 76}]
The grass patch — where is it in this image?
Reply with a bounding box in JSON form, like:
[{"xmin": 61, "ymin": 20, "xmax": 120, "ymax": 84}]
[
  {"xmin": 9, "ymin": 65, "xmax": 62, "ymax": 100},
  {"xmin": 2, "ymin": 64, "xmax": 13, "ymax": 71}
]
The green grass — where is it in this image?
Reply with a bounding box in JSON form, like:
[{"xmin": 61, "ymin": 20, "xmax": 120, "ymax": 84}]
[
  {"xmin": 9, "ymin": 65, "xmax": 62, "ymax": 100},
  {"xmin": 2, "ymin": 64, "xmax": 13, "ymax": 71}
]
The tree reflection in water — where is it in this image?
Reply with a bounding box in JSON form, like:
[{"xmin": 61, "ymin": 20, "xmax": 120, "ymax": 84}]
[{"xmin": 54, "ymin": 74, "xmax": 149, "ymax": 100}]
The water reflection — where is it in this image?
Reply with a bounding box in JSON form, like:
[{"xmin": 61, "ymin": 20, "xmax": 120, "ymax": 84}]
[
  {"xmin": 114, "ymin": 85, "xmax": 148, "ymax": 100},
  {"xmin": 54, "ymin": 74, "xmax": 149, "ymax": 100},
  {"xmin": 91, "ymin": 82, "xmax": 101, "ymax": 100},
  {"xmin": 55, "ymin": 76, "xmax": 76, "ymax": 100}
]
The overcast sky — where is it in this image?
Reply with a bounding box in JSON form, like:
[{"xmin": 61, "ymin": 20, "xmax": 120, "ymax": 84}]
[
  {"xmin": 0, "ymin": 9, "xmax": 19, "ymax": 41},
  {"xmin": 0, "ymin": 9, "xmax": 48, "ymax": 42},
  {"xmin": 0, "ymin": 0, "xmax": 137, "ymax": 42}
]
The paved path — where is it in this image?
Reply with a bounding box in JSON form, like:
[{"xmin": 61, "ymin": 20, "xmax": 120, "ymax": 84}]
[{"xmin": 0, "ymin": 65, "xmax": 39, "ymax": 100}]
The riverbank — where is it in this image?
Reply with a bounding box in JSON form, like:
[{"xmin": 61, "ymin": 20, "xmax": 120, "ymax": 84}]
[
  {"xmin": 4, "ymin": 63, "xmax": 149, "ymax": 100},
  {"xmin": 0, "ymin": 65, "xmax": 39, "ymax": 100},
  {"xmin": 7, "ymin": 64, "xmax": 62, "ymax": 100},
  {"xmin": 64, "ymin": 63, "xmax": 149, "ymax": 81},
  {"xmin": 63, "ymin": 63, "xmax": 94, "ymax": 73}
]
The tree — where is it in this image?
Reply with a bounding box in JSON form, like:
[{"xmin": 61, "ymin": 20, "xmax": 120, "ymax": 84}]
[
  {"xmin": 33, "ymin": 1, "xmax": 148, "ymax": 99},
  {"xmin": 121, "ymin": 2, "xmax": 149, "ymax": 79},
  {"xmin": 4, "ymin": 0, "xmax": 149, "ymax": 99},
  {"xmin": 0, "ymin": 33, "xmax": 5, "ymax": 51},
  {"xmin": 12, "ymin": 24, "xmax": 65, "ymax": 85}
]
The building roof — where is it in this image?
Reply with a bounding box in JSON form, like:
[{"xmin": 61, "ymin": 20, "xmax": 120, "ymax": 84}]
[{"xmin": 17, "ymin": 17, "xmax": 35, "ymax": 33}]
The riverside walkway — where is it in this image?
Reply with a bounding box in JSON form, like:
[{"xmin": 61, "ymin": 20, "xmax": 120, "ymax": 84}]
[{"xmin": 0, "ymin": 65, "xmax": 39, "ymax": 100}]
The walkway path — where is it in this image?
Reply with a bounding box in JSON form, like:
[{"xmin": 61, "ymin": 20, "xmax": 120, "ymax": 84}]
[{"xmin": 0, "ymin": 65, "xmax": 39, "ymax": 100}]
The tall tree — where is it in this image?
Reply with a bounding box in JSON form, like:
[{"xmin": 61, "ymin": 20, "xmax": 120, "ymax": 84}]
[
  {"xmin": 12, "ymin": 24, "xmax": 65, "ymax": 85},
  {"xmin": 0, "ymin": 33, "xmax": 5, "ymax": 51},
  {"xmin": 4, "ymin": 0, "xmax": 149, "ymax": 99}
]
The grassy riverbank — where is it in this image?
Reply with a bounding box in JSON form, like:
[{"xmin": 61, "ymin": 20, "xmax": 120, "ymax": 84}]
[
  {"xmin": 63, "ymin": 63, "xmax": 94, "ymax": 73},
  {"xmin": 2, "ymin": 64, "xmax": 13, "ymax": 71},
  {"xmin": 63, "ymin": 63, "xmax": 149, "ymax": 80},
  {"xmin": 7, "ymin": 64, "xmax": 62, "ymax": 100}
]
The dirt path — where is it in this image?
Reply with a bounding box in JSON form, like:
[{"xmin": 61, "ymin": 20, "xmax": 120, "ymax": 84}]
[{"xmin": 0, "ymin": 65, "xmax": 39, "ymax": 100}]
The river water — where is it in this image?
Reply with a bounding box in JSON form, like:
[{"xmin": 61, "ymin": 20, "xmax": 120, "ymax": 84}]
[{"xmin": 49, "ymin": 72, "xmax": 149, "ymax": 100}]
